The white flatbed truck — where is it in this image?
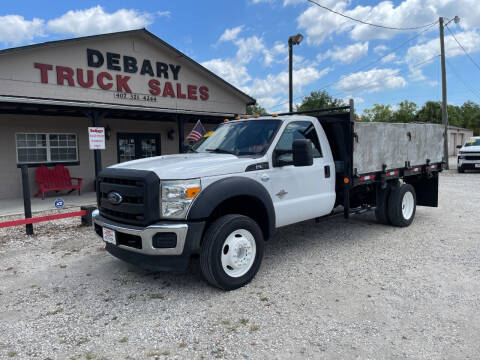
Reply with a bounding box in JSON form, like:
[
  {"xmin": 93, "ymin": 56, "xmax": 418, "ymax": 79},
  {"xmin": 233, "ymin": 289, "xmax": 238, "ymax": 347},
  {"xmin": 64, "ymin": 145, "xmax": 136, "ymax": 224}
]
[{"xmin": 93, "ymin": 101, "xmax": 443, "ymax": 290}]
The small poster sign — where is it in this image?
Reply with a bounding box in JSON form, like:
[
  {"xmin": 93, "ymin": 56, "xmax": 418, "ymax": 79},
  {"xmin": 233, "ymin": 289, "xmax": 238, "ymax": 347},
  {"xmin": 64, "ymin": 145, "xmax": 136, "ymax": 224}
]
[{"xmin": 88, "ymin": 127, "xmax": 105, "ymax": 150}]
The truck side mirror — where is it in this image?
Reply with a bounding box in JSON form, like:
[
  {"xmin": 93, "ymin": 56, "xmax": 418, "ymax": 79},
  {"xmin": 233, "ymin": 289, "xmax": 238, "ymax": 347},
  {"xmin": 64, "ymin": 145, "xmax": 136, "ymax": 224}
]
[
  {"xmin": 456, "ymin": 145, "xmax": 462, "ymax": 149},
  {"xmin": 292, "ymin": 139, "xmax": 313, "ymax": 167}
]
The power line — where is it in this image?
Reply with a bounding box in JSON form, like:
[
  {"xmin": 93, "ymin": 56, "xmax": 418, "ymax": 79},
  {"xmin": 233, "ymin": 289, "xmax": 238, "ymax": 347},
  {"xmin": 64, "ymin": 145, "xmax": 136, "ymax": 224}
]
[
  {"xmin": 307, "ymin": 0, "xmax": 439, "ymax": 31},
  {"xmin": 445, "ymin": 25, "xmax": 480, "ymax": 73},
  {"xmin": 269, "ymin": 22, "xmax": 438, "ymax": 111}
]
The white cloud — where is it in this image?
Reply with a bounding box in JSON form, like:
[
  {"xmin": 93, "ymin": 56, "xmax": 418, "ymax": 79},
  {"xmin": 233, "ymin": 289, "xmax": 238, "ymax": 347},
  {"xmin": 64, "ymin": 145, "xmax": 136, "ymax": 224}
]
[
  {"xmin": 47, "ymin": 6, "xmax": 153, "ymax": 36},
  {"xmin": 381, "ymin": 52, "xmax": 397, "ymax": 64},
  {"xmin": 320, "ymin": 42, "xmax": 369, "ymax": 64},
  {"xmin": 295, "ymin": 0, "xmax": 480, "ymax": 45},
  {"xmin": 219, "ymin": 26, "xmax": 244, "ymax": 42},
  {"xmin": 242, "ymin": 67, "xmax": 331, "ymax": 111},
  {"xmin": 405, "ymin": 30, "xmax": 480, "ymax": 80},
  {"xmin": 343, "ymin": 95, "xmax": 364, "ymax": 104},
  {"xmin": 337, "ymin": 68, "xmax": 407, "ymax": 93},
  {"xmin": 283, "ymin": 0, "xmax": 305, "ymax": 5},
  {"xmin": 0, "ymin": 15, "xmax": 44, "ymax": 45},
  {"xmin": 374, "ymin": 45, "xmax": 388, "ymax": 54},
  {"xmin": 201, "ymin": 58, "xmax": 251, "ymax": 86},
  {"xmin": 156, "ymin": 11, "xmax": 171, "ymax": 18}
]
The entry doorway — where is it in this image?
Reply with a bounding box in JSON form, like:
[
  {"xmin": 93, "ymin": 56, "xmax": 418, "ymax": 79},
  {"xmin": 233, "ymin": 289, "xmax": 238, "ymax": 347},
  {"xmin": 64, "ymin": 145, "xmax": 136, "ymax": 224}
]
[{"xmin": 117, "ymin": 133, "xmax": 161, "ymax": 163}]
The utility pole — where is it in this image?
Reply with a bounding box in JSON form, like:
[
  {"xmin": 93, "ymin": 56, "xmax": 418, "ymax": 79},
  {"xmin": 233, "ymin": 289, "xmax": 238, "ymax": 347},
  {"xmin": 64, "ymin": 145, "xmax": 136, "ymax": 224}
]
[{"xmin": 439, "ymin": 17, "xmax": 449, "ymax": 169}]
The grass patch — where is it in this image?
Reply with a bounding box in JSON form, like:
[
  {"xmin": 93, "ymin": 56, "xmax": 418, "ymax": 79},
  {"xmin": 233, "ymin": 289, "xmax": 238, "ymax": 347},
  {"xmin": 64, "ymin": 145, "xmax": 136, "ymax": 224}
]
[
  {"xmin": 7, "ymin": 351, "xmax": 18, "ymax": 358},
  {"xmin": 239, "ymin": 318, "xmax": 249, "ymax": 325},
  {"xmin": 249, "ymin": 325, "xmax": 260, "ymax": 332},
  {"xmin": 76, "ymin": 337, "xmax": 89, "ymax": 346},
  {"xmin": 119, "ymin": 337, "xmax": 128, "ymax": 343},
  {"xmin": 59, "ymin": 264, "xmax": 67, "ymax": 269},
  {"xmin": 46, "ymin": 308, "xmax": 63, "ymax": 316}
]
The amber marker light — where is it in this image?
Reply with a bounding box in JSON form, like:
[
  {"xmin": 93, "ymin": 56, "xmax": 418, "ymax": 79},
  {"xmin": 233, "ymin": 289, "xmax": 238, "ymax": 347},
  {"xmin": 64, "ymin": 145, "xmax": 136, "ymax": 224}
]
[
  {"xmin": 272, "ymin": 113, "xmax": 278, "ymax": 117},
  {"xmin": 343, "ymin": 177, "xmax": 350, "ymax": 184},
  {"xmin": 254, "ymin": 114, "xmax": 260, "ymax": 118},
  {"xmin": 186, "ymin": 187, "xmax": 201, "ymax": 199}
]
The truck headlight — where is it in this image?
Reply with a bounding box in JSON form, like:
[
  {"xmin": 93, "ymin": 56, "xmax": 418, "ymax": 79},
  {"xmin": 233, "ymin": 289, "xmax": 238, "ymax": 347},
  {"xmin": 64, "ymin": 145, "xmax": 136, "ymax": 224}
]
[{"xmin": 160, "ymin": 179, "xmax": 201, "ymax": 219}]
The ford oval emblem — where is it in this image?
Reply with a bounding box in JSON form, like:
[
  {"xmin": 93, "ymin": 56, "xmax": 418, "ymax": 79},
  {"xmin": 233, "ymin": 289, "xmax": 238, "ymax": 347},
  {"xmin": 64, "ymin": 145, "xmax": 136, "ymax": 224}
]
[{"xmin": 107, "ymin": 191, "xmax": 123, "ymax": 205}]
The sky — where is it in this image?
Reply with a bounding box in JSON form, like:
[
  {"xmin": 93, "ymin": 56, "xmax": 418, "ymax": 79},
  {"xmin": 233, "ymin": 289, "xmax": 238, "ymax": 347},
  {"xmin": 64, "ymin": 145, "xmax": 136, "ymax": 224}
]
[{"xmin": 1, "ymin": 0, "xmax": 480, "ymax": 113}]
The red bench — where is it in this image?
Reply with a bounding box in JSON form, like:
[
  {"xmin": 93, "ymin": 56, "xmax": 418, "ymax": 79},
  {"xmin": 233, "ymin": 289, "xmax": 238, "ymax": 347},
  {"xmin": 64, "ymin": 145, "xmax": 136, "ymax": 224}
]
[{"xmin": 34, "ymin": 165, "xmax": 83, "ymax": 200}]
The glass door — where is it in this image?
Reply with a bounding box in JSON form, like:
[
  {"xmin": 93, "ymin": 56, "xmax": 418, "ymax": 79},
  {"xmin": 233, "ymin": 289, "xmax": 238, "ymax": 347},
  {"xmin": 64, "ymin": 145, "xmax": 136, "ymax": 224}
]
[{"xmin": 117, "ymin": 133, "xmax": 161, "ymax": 163}]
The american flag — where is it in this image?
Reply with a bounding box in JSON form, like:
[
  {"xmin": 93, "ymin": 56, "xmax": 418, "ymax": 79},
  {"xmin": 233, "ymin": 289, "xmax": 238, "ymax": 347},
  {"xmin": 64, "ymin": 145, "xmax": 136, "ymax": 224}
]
[{"xmin": 186, "ymin": 120, "xmax": 206, "ymax": 142}]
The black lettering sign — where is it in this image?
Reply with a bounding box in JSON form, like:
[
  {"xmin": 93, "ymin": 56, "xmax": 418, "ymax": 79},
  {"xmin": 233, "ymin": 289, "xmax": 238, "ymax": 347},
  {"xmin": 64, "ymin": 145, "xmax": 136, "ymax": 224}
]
[
  {"xmin": 123, "ymin": 56, "xmax": 138, "ymax": 73},
  {"xmin": 169, "ymin": 64, "xmax": 181, "ymax": 80},
  {"xmin": 156, "ymin": 62, "xmax": 169, "ymax": 79},
  {"xmin": 106, "ymin": 52, "xmax": 121, "ymax": 71},
  {"xmin": 87, "ymin": 49, "xmax": 104, "ymax": 68},
  {"xmin": 140, "ymin": 59, "xmax": 154, "ymax": 76}
]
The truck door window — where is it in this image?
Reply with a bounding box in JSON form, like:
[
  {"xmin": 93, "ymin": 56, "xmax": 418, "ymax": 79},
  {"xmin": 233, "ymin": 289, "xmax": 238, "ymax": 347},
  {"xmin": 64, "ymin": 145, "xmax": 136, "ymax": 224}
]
[{"xmin": 274, "ymin": 121, "xmax": 322, "ymax": 165}]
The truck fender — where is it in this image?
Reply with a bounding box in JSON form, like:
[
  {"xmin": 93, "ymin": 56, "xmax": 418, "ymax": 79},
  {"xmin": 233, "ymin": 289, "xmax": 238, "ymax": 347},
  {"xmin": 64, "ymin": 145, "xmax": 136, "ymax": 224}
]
[{"xmin": 187, "ymin": 176, "xmax": 276, "ymax": 239}]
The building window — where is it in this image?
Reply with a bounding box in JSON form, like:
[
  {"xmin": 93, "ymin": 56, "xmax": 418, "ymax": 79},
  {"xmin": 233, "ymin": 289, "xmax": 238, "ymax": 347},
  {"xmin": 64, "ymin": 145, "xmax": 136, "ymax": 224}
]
[{"xmin": 16, "ymin": 133, "xmax": 78, "ymax": 164}]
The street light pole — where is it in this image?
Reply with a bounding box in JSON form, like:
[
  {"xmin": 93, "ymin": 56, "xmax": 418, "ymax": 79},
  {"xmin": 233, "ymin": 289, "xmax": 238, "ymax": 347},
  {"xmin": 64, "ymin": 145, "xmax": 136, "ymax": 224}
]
[
  {"xmin": 439, "ymin": 17, "xmax": 449, "ymax": 169},
  {"xmin": 288, "ymin": 33, "xmax": 303, "ymax": 113}
]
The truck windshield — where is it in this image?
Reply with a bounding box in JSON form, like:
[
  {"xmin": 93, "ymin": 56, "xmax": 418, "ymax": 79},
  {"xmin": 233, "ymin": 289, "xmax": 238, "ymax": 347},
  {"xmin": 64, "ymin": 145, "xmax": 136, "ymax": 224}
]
[
  {"xmin": 194, "ymin": 120, "xmax": 281, "ymax": 156},
  {"xmin": 465, "ymin": 138, "xmax": 480, "ymax": 147}
]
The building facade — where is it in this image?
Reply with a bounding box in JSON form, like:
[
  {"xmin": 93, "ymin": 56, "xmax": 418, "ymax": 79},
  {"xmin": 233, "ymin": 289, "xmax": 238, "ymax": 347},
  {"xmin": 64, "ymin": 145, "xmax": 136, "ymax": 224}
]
[
  {"xmin": 448, "ymin": 126, "xmax": 474, "ymax": 156},
  {"xmin": 0, "ymin": 29, "xmax": 255, "ymax": 200}
]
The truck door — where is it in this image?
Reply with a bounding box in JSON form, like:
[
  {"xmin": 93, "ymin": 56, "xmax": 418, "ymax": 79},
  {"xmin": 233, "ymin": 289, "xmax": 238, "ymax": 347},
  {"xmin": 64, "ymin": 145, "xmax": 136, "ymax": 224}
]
[{"xmin": 267, "ymin": 120, "xmax": 335, "ymax": 227}]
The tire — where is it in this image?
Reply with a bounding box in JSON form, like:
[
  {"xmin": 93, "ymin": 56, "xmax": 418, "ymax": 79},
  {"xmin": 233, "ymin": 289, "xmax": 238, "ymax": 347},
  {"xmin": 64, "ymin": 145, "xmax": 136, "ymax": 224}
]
[
  {"xmin": 375, "ymin": 186, "xmax": 390, "ymax": 225},
  {"xmin": 387, "ymin": 184, "xmax": 416, "ymax": 227},
  {"xmin": 200, "ymin": 214, "xmax": 265, "ymax": 290},
  {"xmin": 458, "ymin": 166, "xmax": 465, "ymax": 173}
]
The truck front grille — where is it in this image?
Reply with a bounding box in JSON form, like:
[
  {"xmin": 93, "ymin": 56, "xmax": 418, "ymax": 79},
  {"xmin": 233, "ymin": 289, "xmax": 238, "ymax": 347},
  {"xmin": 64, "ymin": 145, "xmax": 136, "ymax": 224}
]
[
  {"xmin": 465, "ymin": 155, "xmax": 480, "ymax": 160},
  {"xmin": 97, "ymin": 169, "xmax": 160, "ymax": 226}
]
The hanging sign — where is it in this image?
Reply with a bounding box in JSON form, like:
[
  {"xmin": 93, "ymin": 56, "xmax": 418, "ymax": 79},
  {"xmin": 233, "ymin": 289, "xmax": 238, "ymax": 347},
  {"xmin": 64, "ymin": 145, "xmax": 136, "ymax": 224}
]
[{"xmin": 88, "ymin": 127, "xmax": 105, "ymax": 150}]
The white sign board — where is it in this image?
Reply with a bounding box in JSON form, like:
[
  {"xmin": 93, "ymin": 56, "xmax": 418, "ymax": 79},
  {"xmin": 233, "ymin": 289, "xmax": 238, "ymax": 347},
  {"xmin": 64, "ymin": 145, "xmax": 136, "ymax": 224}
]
[{"xmin": 88, "ymin": 127, "xmax": 105, "ymax": 150}]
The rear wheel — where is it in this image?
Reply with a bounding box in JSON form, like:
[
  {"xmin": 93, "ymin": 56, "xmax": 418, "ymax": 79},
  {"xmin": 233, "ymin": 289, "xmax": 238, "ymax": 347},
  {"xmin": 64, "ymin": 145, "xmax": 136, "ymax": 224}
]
[
  {"xmin": 387, "ymin": 184, "xmax": 416, "ymax": 227},
  {"xmin": 200, "ymin": 214, "xmax": 264, "ymax": 290}
]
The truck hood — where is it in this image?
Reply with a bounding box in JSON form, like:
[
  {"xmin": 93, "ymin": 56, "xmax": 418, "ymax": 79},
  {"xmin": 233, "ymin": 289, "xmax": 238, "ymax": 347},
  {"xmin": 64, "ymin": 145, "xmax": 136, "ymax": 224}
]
[
  {"xmin": 460, "ymin": 145, "xmax": 480, "ymax": 153},
  {"xmin": 110, "ymin": 153, "xmax": 258, "ymax": 179}
]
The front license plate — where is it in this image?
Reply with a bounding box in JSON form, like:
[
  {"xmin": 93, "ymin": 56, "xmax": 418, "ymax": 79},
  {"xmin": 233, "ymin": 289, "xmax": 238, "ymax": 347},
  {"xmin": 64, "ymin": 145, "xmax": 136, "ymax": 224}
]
[
  {"xmin": 103, "ymin": 227, "xmax": 116, "ymax": 245},
  {"xmin": 475, "ymin": 164, "xmax": 480, "ymax": 168}
]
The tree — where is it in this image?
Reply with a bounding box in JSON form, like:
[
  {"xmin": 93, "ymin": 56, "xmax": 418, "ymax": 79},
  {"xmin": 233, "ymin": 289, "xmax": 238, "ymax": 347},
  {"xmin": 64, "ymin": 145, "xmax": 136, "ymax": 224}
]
[
  {"xmin": 416, "ymin": 101, "xmax": 442, "ymax": 123},
  {"xmin": 246, "ymin": 104, "xmax": 268, "ymax": 116},
  {"xmin": 296, "ymin": 90, "xmax": 345, "ymax": 113},
  {"xmin": 392, "ymin": 100, "xmax": 417, "ymax": 123},
  {"xmin": 360, "ymin": 104, "xmax": 394, "ymax": 122}
]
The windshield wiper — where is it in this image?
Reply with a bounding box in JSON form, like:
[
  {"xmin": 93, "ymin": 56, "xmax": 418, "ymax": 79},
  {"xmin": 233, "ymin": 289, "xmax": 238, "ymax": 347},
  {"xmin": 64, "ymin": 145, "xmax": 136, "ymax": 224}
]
[{"xmin": 205, "ymin": 148, "xmax": 237, "ymax": 155}]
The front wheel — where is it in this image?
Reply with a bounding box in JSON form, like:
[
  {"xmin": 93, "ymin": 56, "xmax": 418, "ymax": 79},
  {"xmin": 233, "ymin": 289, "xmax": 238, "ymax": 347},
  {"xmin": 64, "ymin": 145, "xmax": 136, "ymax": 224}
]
[
  {"xmin": 387, "ymin": 184, "xmax": 416, "ymax": 227},
  {"xmin": 200, "ymin": 214, "xmax": 264, "ymax": 290},
  {"xmin": 457, "ymin": 165, "xmax": 465, "ymax": 173}
]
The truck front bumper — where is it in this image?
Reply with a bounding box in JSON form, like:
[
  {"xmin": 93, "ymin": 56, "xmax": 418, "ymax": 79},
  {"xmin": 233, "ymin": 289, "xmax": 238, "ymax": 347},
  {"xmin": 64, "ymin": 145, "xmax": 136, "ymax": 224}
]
[
  {"xmin": 457, "ymin": 157, "xmax": 480, "ymax": 169},
  {"xmin": 92, "ymin": 210, "xmax": 205, "ymax": 272}
]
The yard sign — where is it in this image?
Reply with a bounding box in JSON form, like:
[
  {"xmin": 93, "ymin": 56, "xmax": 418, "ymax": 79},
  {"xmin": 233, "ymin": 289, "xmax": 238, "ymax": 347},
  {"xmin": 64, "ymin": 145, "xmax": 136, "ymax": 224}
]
[{"xmin": 88, "ymin": 127, "xmax": 105, "ymax": 150}]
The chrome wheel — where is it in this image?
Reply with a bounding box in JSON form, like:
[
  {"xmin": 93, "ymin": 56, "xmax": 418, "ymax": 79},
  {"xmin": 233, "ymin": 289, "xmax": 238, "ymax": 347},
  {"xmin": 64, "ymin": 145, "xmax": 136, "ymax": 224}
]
[
  {"xmin": 220, "ymin": 229, "xmax": 256, "ymax": 278},
  {"xmin": 401, "ymin": 191, "xmax": 415, "ymax": 220}
]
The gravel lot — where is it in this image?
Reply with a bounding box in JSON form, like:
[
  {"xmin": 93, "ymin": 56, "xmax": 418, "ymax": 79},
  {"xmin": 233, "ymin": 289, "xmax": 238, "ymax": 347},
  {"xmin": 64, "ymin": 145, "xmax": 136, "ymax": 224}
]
[{"xmin": 1, "ymin": 169, "xmax": 479, "ymax": 359}]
